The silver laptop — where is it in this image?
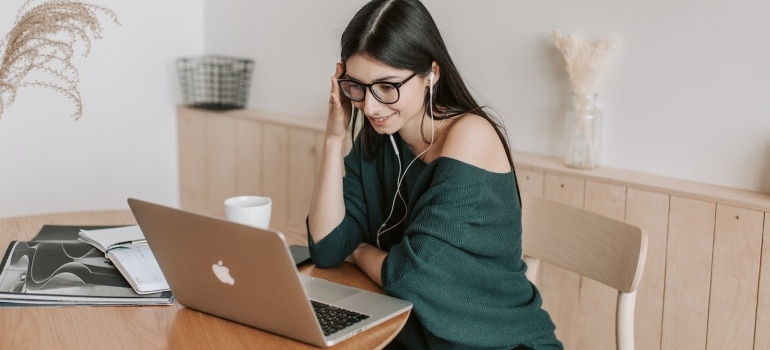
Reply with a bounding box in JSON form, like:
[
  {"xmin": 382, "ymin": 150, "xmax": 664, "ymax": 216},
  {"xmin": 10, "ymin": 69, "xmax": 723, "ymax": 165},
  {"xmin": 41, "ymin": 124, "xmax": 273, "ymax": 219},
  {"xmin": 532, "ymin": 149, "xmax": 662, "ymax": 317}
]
[{"xmin": 127, "ymin": 198, "xmax": 412, "ymax": 347}]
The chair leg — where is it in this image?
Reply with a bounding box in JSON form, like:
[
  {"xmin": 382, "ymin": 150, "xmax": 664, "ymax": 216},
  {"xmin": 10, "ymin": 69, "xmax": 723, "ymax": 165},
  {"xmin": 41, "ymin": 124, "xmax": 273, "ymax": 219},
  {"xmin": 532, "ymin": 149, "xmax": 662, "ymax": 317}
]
[{"xmin": 616, "ymin": 290, "xmax": 637, "ymax": 350}]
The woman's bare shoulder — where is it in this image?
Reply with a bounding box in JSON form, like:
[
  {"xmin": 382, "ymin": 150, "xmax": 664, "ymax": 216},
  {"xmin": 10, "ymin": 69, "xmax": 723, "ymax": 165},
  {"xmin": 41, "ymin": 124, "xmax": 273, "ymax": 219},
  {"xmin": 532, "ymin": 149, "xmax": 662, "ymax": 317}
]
[{"xmin": 440, "ymin": 114, "xmax": 511, "ymax": 173}]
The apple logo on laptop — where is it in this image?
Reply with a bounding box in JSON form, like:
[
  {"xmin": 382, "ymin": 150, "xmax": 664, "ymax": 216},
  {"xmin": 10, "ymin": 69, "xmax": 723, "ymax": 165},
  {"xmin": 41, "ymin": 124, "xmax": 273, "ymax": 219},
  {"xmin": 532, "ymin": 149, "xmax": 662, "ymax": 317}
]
[{"xmin": 212, "ymin": 260, "xmax": 235, "ymax": 285}]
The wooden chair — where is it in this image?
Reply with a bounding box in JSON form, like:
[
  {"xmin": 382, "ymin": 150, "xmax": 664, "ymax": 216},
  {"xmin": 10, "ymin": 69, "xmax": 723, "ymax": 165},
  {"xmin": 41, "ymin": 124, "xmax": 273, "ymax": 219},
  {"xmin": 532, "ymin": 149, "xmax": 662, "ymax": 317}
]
[{"xmin": 520, "ymin": 194, "xmax": 648, "ymax": 350}]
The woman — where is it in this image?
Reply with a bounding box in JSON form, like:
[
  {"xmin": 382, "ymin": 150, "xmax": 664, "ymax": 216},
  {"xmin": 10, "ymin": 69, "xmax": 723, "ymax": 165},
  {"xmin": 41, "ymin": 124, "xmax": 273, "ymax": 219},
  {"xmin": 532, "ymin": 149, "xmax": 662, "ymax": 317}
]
[{"xmin": 307, "ymin": 0, "xmax": 562, "ymax": 349}]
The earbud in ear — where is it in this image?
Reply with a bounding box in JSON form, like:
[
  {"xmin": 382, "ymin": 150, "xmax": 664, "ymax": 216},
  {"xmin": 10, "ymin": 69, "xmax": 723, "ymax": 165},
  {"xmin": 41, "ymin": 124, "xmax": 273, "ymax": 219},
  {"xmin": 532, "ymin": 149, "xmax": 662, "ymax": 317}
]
[{"xmin": 429, "ymin": 71, "xmax": 435, "ymax": 84}]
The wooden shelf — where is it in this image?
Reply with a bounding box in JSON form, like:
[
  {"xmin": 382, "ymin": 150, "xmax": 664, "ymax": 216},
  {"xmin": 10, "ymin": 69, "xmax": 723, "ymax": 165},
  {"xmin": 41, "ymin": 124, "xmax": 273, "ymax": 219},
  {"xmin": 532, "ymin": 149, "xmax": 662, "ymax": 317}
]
[{"xmin": 513, "ymin": 152, "xmax": 770, "ymax": 211}]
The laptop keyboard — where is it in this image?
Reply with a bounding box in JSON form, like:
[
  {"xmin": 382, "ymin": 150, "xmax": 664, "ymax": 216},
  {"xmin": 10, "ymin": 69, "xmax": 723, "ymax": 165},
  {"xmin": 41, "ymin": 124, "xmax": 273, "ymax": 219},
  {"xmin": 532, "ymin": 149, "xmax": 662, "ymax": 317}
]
[{"xmin": 311, "ymin": 300, "xmax": 371, "ymax": 336}]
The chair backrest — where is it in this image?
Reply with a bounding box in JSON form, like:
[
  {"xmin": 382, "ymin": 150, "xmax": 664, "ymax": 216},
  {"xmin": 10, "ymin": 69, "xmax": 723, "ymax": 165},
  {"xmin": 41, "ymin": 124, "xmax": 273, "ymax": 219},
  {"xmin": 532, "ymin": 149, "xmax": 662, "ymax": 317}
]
[{"xmin": 520, "ymin": 193, "xmax": 648, "ymax": 350}]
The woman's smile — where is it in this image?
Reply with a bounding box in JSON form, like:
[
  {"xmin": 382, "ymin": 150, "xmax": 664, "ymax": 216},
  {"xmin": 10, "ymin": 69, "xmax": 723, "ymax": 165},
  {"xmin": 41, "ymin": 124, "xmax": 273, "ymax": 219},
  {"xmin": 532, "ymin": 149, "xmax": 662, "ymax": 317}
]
[{"xmin": 368, "ymin": 113, "xmax": 394, "ymax": 128}]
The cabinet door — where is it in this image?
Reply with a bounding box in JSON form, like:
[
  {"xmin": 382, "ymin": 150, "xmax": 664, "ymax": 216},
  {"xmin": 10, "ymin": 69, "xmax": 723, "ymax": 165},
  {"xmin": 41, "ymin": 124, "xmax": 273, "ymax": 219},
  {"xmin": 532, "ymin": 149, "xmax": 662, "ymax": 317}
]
[
  {"xmin": 626, "ymin": 189, "xmax": 669, "ymax": 350},
  {"xmin": 178, "ymin": 108, "xmax": 208, "ymax": 214},
  {"xmin": 707, "ymin": 205, "xmax": 763, "ymax": 350},
  {"xmin": 756, "ymin": 212, "xmax": 770, "ymax": 350},
  {"xmin": 260, "ymin": 123, "xmax": 289, "ymax": 224},
  {"xmin": 661, "ymin": 197, "xmax": 715, "ymax": 350},
  {"xmin": 206, "ymin": 115, "xmax": 238, "ymax": 217},
  {"xmin": 543, "ymin": 174, "xmax": 584, "ymax": 207},
  {"xmin": 574, "ymin": 181, "xmax": 627, "ymax": 350},
  {"xmin": 178, "ymin": 110, "xmax": 240, "ymax": 218},
  {"xmin": 539, "ymin": 174, "xmax": 584, "ymax": 349},
  {"xmin": 515, "ymin": 168, "xmax": 544, "ymax": 196},
  {"xmin": 236, "ymin": 119, "xmax": 263, "ymax": 198},
  {"xmin": 287, "ymin": 128, "xmax": 324, "ymax": 225}
]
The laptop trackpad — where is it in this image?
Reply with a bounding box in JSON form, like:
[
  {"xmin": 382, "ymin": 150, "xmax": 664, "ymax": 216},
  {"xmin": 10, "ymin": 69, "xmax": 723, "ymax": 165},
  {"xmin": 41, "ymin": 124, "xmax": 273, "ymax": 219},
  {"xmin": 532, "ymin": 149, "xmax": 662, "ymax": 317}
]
[{"xmin": 301, "ymin": 275, "xmax": 359, "ymax": 303}]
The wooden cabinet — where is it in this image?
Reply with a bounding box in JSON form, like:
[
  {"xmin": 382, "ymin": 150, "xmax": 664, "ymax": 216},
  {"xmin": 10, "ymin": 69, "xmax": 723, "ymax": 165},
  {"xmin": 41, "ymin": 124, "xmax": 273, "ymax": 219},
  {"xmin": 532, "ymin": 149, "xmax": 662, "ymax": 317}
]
[
  {"xmin": 514, "ymin": 152, "xmax": 770, "ymax": 350},
  {"xmin": 180, "ymin": 107, "xmax": 770, "ymax": 349},
  {"xmin": 177, "ymin": 107, "xmax": 325, "ymax": 227}
]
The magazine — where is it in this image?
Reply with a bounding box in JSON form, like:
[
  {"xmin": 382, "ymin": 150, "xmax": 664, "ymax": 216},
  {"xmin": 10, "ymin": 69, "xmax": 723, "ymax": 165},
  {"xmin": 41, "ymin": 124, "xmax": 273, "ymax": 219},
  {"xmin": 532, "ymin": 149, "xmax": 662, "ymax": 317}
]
[{"xmin": 0, "ymin": 228, "xmax": 173, "ymax": 306}]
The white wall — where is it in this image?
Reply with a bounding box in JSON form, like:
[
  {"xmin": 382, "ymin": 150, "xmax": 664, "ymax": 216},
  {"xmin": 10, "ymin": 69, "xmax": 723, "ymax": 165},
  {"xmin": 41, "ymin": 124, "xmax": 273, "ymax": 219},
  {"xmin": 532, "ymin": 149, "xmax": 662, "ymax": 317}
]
[
  {"xmin": 1, "ymin": 0, "xmax": 768, "ymax": 218},
  {"xmin": 0, "ymin": 0, "xmax": 203, "ymax": 218},
  {"xmin": 206, "ymin": 0, "xmax": 770, "ymax": 194}
]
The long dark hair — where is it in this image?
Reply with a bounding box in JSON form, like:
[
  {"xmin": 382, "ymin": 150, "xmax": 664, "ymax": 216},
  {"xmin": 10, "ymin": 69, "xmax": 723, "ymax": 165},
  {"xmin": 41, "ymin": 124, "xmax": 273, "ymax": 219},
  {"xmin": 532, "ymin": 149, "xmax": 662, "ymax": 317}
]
[{"xmin": 340, "ymin": 0, "xmax": 515, "ymax": 169}]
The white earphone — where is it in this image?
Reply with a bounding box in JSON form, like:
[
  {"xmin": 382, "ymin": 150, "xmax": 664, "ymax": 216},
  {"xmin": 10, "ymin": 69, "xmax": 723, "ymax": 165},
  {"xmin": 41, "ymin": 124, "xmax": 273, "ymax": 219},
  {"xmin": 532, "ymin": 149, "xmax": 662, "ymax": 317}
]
[
  {"xmin": 429, "ymin": 71, "xmax": 435, "ymax": 106},
  {"xmin": 379, "ymin": 134, "xmax": 407, "ymax": 248},
  {"xmin": 389, "ymin": 134, "xmax": 399, "ymax": 155},
  {"xmin": 376, "ymin": 70, "xmax": 438, "ymax": 249}
]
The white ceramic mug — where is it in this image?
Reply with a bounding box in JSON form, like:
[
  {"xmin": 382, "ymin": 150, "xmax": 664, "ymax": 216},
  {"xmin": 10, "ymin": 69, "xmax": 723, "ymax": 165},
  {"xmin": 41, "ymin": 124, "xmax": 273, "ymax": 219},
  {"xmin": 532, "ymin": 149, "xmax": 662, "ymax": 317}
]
[{"xmin": 224, "ymin": 195, "xmax": 272, "ymax": 229}]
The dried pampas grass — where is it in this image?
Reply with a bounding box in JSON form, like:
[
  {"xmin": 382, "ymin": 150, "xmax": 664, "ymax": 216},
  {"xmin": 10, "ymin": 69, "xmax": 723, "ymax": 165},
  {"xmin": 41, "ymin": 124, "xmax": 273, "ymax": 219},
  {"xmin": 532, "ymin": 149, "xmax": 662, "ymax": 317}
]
[
  {"xmin": 551, "ymin": 30, "xmax": 618, "ymax": 95},
  {"xmin": 0, "ymin": 0, "xmax": 119, "ymax": 119}
]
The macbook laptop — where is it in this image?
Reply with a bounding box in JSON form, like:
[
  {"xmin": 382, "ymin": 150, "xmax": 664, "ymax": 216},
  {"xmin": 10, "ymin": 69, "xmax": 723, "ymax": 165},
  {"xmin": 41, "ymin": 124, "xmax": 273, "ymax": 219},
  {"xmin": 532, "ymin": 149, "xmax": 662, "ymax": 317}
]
[{"xmin": 127, "ymin": 198, "xmax": 412, "ymax": 347}]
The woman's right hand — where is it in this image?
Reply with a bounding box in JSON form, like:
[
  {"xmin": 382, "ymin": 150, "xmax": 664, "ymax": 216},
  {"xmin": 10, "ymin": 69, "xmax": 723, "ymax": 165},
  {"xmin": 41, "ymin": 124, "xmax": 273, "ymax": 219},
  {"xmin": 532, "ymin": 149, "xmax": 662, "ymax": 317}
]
[{"xmin": 327, "ymin": 62, "xmax": 352, "ymax": 141}]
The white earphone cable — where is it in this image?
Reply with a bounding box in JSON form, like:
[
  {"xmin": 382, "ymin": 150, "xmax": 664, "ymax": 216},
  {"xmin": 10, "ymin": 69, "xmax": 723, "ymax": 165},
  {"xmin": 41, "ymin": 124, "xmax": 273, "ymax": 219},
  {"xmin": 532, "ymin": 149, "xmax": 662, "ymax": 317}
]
[{"xmin": 376, "ymin": 72, "xmax": 437, "ymax": 249}]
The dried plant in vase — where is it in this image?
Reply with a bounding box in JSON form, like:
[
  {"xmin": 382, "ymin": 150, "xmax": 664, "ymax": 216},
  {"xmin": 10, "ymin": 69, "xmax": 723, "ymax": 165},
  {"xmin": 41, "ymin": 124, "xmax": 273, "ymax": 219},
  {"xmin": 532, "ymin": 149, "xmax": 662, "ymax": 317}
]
[
  {"xmin": 551, "ymin": 30, "xmax": 619, "ymax": 169},
  {"xmin": 0, "ymin": 0, "xmax": 119, "ymax": 119}
]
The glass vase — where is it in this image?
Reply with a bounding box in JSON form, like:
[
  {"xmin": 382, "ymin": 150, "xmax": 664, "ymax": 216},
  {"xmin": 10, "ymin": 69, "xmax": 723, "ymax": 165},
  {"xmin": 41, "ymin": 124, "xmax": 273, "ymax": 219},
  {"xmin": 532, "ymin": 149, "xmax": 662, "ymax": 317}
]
[{"xmin": 564, "ymin": 93, "xmax": 603, "ymax": 169}]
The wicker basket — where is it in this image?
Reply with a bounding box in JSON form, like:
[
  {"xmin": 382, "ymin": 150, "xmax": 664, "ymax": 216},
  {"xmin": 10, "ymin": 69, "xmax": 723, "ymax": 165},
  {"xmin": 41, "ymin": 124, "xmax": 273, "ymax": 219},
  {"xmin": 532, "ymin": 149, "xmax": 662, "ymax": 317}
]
[{"xmin": 176, "ymin": 55, "xmax": 254, "ymax": 110}]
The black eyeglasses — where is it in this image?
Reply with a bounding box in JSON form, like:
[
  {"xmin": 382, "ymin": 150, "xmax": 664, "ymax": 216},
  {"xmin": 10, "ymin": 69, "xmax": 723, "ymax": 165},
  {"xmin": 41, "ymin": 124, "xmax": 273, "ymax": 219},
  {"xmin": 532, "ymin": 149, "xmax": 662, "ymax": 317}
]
[{"xmin": 337, "ymin": 72, "xmax": 418, "ymax": 104}]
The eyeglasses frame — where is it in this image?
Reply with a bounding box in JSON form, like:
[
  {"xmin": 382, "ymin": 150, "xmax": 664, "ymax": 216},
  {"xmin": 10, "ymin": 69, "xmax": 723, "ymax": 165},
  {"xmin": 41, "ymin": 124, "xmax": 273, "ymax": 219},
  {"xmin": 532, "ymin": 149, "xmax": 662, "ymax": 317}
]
[{"xmin": 337, "ymin": 71, "xmax": 419, "ymax": 105}]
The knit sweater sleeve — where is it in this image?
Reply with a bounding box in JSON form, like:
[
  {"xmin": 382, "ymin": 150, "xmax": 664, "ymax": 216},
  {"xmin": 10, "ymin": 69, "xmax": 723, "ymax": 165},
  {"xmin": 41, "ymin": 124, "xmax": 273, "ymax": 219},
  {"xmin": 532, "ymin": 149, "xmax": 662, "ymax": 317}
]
[{"xmin": 381, "ymin": 157, "xmax": 559, "ymax": 349}]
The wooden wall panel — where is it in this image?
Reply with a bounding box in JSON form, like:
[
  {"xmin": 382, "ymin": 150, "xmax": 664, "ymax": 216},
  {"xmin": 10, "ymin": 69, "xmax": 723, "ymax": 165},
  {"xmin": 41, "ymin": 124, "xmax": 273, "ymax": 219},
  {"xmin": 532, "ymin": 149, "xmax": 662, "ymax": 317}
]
[
  {"xmin": 662, "ymin": 197, "xmax": 716, "ymax": 350},
  {"xmin": 706, "ymin": 205, "xmax": 763, "ymax": 350},
  {"xmin": 205, "ymin": 115, "xmax": 238, "ymax": 218},
  {"xmin": 517, "ymin": 169, "xmax": 544, "ymax": 286},
  {"xmin": 236, "ymin": 119, "xmax": 263, "ymax": 199},
  {"xmin": 287, "ymin": 128, "xmax": 322, "ymax": 225},
  {"xmin": 756, "ymin": 212, "xmax": 770, "ymax": 350},
  {"xmin": 539, "ymin": 174, "xmax": 584, "ymax": 349},
  {"xmin": 584, "ymin": 181, "xmax": 626, "ymax": 220},
  {"xmin": 177, "ymin": 108, "xmax": 208, "ymax": 214},
  {"xmin": 576, "ymin": 181, "xmax": 627, "ymax": 349},
  {"xmin": 543, "ymin": 174, "xmax": 584, "ymax": 207},
  {"xmin": 515, "ymin": 169, "xmax": 544, "ymax": 196},
  {"xmin": 260, "ymin": 123, "xmax": 289, "ymax": 225},
  {"xmin": 539, "ymin": 254, "xmax": 580, "ymax": 349},
  {"xmin": 626, "ymin": 189, "xmax": 670, "ymax": 350},
  {"xmin": 314, "ymin": 131, "xmax": 325, "ymax": 177}
]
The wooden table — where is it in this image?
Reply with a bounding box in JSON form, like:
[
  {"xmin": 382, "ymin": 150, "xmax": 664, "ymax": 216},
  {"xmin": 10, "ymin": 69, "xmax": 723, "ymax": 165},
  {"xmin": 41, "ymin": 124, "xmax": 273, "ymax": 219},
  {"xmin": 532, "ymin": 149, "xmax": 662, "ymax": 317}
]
[{"xmin": 0, "ymin": 210, "xmax": 409, "ymax": 349}]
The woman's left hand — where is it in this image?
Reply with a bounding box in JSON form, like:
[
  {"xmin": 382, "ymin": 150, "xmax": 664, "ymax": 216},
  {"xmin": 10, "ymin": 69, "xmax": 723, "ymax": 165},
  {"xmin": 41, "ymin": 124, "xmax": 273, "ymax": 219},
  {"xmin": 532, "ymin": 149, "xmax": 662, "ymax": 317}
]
[{"xmin": 347, "ymin": 243, "xmax": 386, "ymax": 287}]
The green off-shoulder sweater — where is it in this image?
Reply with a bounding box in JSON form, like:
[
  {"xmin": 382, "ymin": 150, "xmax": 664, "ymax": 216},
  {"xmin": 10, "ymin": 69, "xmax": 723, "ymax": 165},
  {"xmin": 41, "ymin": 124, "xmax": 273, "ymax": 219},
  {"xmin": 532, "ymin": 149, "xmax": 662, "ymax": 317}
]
[{"xmin": 308, "ymin": 134, "xmax": 562, "ymax": 350}]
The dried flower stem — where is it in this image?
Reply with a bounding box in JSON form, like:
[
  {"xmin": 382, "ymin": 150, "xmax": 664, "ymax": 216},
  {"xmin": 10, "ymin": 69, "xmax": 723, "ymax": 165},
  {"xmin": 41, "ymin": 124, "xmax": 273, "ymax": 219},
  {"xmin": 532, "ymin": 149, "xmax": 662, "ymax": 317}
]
[
  {"xmin": 551, "ymin": 30, "xmax": 618, "ymax": 95},
  {"xmin": 0, "ymin": 0, "xmax": 119, "ymax": 119}
]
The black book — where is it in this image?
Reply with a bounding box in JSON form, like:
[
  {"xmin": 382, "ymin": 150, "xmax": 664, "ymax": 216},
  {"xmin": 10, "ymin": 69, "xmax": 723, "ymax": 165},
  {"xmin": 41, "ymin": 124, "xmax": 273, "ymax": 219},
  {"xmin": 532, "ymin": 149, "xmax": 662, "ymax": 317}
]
[{"xmin": 0, "ymin": 225, "xmax": 173, "ymax": 306}]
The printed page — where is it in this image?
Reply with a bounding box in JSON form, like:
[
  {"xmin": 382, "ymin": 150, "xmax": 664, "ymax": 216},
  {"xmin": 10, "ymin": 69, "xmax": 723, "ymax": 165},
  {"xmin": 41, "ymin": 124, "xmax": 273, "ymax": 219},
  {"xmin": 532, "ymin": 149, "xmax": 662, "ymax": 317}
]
[
  {"xmin": 78, "ymin": 225, "xmax": 145, "ymax": 253},
  {"xmin": 107, "ymin": 245, "xmax": 169, "ymax": 294}
]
